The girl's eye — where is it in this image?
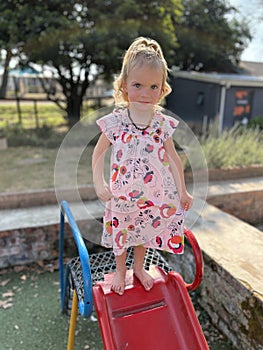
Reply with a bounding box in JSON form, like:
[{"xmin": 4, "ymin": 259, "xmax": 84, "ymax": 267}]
[
  {"xmin": 151, "ymin": 85, "xmax": 159, "ymax": 90},
  {"xmin": 134, "ymin": 83, "xmax": 141, "ymax": 88}
]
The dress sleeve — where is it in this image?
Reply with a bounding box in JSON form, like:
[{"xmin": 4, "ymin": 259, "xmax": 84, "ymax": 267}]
[
  {"xmin": 96, "ymin": 112, "xmax": 118, "ymax": 143},
  {"xmin": 162, "ymin": 114, "xmax": 179, "ymax": 141}
]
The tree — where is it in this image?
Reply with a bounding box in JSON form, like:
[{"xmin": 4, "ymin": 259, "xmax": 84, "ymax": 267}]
[
  {"xmin": 0, "ymin": 0, "xmax": 252, "ymax": 122},
  {"xmin": 173, "ymin": 0, "xmax": 252, "ymax": 72},
  {"xmin": 0, "ymin": 2, "xmax": 24, "ymax": 98},
  {"xmin": 16, "ymin": 0, "xmax": 183, "ymax": 123}
]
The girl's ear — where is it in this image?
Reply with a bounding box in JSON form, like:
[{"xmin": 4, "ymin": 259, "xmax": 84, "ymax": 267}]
[
  {"xmin": 158, "ymin": 87, "xmax": 164, "ymax": 101},
  {"xmin": 122, "ymin": 82, "xmax": 127, "ymax": 93}
]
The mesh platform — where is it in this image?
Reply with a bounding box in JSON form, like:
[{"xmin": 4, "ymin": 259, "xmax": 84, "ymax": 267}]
[{"xmin": 65, "ymin": 248, "xmax": 172, "ymax": 311}]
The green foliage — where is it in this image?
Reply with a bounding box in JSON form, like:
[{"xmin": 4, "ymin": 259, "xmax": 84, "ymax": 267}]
[
  {"xmin": 247, "ymin": 116, "xmax": 263, "ymax": 130},
  {"xmin": 0, "ymin": 0, "xmax": 253, "ymax": 121},
  {"xmin": 174, "ymin": 0, "xmax": 251, "ymax": 72},
  {"xmin": 14, "ymin": 0, "xmax": 182, "ymax": 120},
  {"xmin": 201, "ymin": 126, "xmax": 263, "ymax": 169}
]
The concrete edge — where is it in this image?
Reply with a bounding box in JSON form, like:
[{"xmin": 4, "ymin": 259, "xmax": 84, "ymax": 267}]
[
  {"xmin": 0, "ymin": 185, "xmax": 97, "ymax": 209},
  {"xmin": 1, "ymin": 166, "xmax": 263, "ymax": 209}
]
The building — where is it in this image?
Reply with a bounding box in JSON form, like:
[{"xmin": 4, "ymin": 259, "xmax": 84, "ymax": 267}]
[
  {"xmin": 0, "ymin": 65, "xmax": 111, "ymax": 99},
  {"xmin": 8, "ymin": 66, "xmax": 46, "ymax": 94},
  {"xmin": 166, "ymin": 70, "xmax": 263, "ymax": 133}
]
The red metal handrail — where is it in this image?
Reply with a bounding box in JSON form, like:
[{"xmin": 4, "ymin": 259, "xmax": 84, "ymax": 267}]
[{"xmin": 184, "ymin": 228, "xmax": 204, "ymax": 291}]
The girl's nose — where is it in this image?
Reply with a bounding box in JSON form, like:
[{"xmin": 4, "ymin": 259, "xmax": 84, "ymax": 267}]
[{"xmin": 141, "ymin": 88, "xmax": 151, "ymax": 97}]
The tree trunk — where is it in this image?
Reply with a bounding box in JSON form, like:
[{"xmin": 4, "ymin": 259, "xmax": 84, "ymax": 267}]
[
  {"xmin": 66, "ymin": 92, "xmax": 83, "ymax": 126},
  {"xmin": 0, "ymin": 49, "xmax": 12, "ymax": 99}
]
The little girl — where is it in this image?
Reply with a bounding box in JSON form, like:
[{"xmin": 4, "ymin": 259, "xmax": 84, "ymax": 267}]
[{"xmin": 92, "ymin": 37, "xmax": 193, "ymax": 295}]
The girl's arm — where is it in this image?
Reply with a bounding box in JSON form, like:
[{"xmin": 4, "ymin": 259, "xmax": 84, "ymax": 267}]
[
  {"xmin": 92, "ymin": 133, "xmax": 113, "ymax": 202},
  {"xmin": 164, "ymin": 137, "xmax": 193, "ymax": 210}
]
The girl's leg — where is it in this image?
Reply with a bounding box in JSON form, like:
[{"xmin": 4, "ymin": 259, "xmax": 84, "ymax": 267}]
[
  {"xmin": 112, "ymin": 251, "xmax": 127, "ymax": 295},
  {"xmin": 133, "ymin": 246, "xmax": 154, "ymax": 291}
]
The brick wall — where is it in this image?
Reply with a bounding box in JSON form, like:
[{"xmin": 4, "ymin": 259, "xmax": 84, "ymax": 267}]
[
  {"xmin": 208, "ymin": 190, "xmax": 263, "ymax": 225},
  {"xmin": 0, "ymin": 220, "xmax": 102, "ymax": 269},
  {"xmin": 0, "ymin": 224, "xmax": 68, "ymax": 268},
  {"xmin": 168, "ymin": 244, "xmax": 263, "ymax": 350}
]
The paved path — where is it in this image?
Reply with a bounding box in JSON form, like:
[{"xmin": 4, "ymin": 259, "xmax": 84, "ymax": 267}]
[
  {"xmin": 1, "ymin": 176, "xmax": 263, "ymax": 232},
  {"xmin": 208, "ymin": 176, "xmax": 263, "ymax": 196}
]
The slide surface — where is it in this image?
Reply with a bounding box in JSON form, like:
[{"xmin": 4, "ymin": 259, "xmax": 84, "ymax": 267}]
[{"xmin": 93, "ymin": 266, "xmax": 209, "ymax": 350}]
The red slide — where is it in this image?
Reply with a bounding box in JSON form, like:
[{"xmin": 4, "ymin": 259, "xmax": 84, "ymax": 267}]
[{"xmin": 93, "ymin": 265, "xmax": 209, "ymax": 350}]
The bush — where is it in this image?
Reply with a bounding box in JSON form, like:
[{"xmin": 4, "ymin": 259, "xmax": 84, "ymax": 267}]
[
  {"xmin": 200, "ymin": 125, "xmax": 263, "ymax": 169},
  {"xmin": 247, "ymin": 115, "xmax": 263, "ymax": 130},
  {"xmin": 5, "ymin": 123, "xmax": 66, "ymax": 148}
]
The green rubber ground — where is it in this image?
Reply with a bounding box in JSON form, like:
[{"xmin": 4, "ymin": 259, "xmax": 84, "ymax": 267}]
[
  {"xmin": 0, "ymin": 269, "xmax": 103, "ymax": 350},
  {"xmin": 0, "ymin": 266, "xmax": 235, "ymax": 350}
]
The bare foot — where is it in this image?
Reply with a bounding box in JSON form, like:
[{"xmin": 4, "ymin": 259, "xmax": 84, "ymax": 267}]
[
  {"xmin": 134, "ymin": 268, "xmax": 154, "ymax": 291},
  {"xmin": 111, "ymin": 270, "xmax": 126, "ymax": 295}
]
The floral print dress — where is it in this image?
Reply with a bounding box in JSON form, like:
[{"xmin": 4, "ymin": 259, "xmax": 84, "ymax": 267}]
[{"xmin": 96, "ymin": 108, "xmax": 185, "ymax": 256}]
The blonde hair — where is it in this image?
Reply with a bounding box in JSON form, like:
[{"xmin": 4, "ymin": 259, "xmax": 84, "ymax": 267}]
[{"xmin": 113, "ymin": 37, "xmax": 171, "ymax": 106}]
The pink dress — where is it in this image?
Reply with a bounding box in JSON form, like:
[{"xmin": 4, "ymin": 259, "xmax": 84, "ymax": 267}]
[{"xmin": 96, "ymin": 107, "xmax": 185, "ymax": 256}]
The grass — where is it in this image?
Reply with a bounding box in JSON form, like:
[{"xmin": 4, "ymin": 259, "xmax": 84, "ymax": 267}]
[
  {"xmin": 0, "ymin": 100, "xmax": 101, "ymax": 130},
  {"xmin": 0, "ymin": 102, "xmax": 112, "ymax": 193},
  {"xmin": 0, "ymin": 147, "xmax": 59, "ymax": 192},
  {"xmin": 0, "ymin": 102, "xmax": 65, "ymax": 129},
  {"xmin": 0, "ymin": 145, "xmax": 96, "ymax": 193},
  {"xmin": 0, "ymin": 106, "xmax": 262, "ymax": 194}
]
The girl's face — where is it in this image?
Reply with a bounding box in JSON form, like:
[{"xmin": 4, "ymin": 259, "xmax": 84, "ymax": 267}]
[{"xmin": 123, "ymin": 64, "xmax": 163, "ymax": 106}]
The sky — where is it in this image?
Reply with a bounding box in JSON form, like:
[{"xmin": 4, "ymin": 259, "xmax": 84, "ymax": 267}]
[{"xmin": 228, "ymin": 0, "xmax": 263, "ymax": 62}]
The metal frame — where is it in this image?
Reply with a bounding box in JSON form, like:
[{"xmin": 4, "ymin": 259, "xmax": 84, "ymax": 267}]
[{"xmin": 59, "ymin": 200, "xmax": 93, "ymax": 317}]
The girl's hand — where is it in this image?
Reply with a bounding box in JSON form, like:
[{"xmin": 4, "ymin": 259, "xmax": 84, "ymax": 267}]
[
  {"xmin": 94, "ymin": 182, "xmax": 113, "ymax": 202},
  {"xmin": 180, "ymin": 191, "xmax": 193, "ymax": 211}
]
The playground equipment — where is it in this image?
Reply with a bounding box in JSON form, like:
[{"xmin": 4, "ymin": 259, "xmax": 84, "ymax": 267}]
[{"xmin": 59, "ymin": 200, "xmax": 209, "ymax": 350}]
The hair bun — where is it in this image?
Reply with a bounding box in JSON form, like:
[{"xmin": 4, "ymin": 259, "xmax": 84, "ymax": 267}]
[{"xmin": 133, "ymin": 37, "xmax": 162, "ymax": 56}]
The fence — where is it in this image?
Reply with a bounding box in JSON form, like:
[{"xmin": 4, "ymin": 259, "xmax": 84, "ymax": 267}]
[{"xmin": 0, "ymin": 96, "xmax": 113, "ymax": 129}]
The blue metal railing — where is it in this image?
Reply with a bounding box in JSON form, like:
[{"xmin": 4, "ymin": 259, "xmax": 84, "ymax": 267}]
[{"xmin": 59, "ymin": 200, "xmax": 93, "ymax": 317}]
